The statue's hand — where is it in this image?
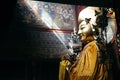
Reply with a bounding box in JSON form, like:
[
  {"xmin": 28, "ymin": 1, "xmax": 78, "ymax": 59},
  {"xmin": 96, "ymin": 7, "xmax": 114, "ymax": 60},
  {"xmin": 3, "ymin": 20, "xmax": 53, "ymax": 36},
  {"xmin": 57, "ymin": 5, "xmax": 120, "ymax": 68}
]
[{"xmin": 61, "ymin": 54, "xmax": 70, "ymax": 61}]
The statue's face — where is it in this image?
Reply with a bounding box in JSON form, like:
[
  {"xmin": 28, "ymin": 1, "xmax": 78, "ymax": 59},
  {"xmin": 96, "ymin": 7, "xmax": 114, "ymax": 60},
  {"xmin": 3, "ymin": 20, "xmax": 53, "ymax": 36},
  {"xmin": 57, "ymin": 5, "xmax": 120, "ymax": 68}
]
[{"xmin": 78, "ymin": 21, "xmax": 92, "ymax": 41}]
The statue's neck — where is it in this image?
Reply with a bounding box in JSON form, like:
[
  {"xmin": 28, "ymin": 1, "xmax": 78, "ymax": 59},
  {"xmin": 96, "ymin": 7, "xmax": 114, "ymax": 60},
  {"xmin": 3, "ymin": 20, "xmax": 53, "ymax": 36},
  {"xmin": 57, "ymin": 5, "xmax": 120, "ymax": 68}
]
[{"xmin": 82, "ymin": 36, "xmax": 95, "ymax": 45}]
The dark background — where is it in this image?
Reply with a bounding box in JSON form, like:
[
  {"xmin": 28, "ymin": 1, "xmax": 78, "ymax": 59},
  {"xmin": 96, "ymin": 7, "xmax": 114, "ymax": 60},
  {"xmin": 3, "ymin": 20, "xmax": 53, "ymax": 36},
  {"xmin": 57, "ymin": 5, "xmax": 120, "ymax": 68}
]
[{"xmin": 0, "ymin": 0, "xmax": 119, "ymax": 80}]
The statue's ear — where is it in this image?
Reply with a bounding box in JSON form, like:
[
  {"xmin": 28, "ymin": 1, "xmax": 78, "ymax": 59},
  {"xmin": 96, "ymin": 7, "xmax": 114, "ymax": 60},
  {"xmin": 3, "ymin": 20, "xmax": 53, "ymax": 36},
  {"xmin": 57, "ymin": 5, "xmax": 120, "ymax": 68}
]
[{"xmin": 85, "ymin": 18, "xmax": 91, "ymax": 24}]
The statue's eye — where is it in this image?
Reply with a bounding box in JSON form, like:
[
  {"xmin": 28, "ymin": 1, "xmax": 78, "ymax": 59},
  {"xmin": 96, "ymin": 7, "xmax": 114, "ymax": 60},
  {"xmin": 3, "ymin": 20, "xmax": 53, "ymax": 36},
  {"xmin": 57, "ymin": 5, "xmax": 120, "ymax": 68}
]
[
  {"xmin": 110, "ymin": 12, "xmax": 113, "ymax": 14},
  {"xmin": 81, "ymin": 27, "xmax": 85, "ymax": 30}
]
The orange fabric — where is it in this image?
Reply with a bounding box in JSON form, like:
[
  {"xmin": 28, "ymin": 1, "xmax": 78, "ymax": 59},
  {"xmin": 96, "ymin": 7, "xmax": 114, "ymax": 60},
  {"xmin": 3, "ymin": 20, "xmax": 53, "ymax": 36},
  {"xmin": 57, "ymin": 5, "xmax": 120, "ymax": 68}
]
[
  {"xmin": 69, "ymin": 41, "xmax": 110, "ymax": 80},
  {"xmin": 59, "ymin": 60, "xmax": 71, "ymax": 80}
]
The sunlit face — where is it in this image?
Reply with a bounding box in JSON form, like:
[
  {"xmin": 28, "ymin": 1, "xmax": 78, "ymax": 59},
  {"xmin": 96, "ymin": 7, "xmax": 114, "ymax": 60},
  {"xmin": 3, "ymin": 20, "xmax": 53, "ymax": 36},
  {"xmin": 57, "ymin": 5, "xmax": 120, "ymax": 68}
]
[
  {"xmin": 107, "ymin": 8, "xmax": 115, "ymax": 19},
  {"xmin": 78, "ymin": 21, "xmax": 92, "ymax": 41}
]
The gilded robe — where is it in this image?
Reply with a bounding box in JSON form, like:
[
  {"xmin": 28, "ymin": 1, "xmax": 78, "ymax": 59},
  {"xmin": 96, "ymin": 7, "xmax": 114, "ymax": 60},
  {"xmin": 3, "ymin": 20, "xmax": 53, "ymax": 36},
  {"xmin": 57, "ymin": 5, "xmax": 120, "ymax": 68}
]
[
  {"xmin": 59, "ymin": 40, "xmax": 113, "ymax": 80},
  {"xmin": 70, "ymin": 40, "xmax": 111, "ymax": 80}
]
